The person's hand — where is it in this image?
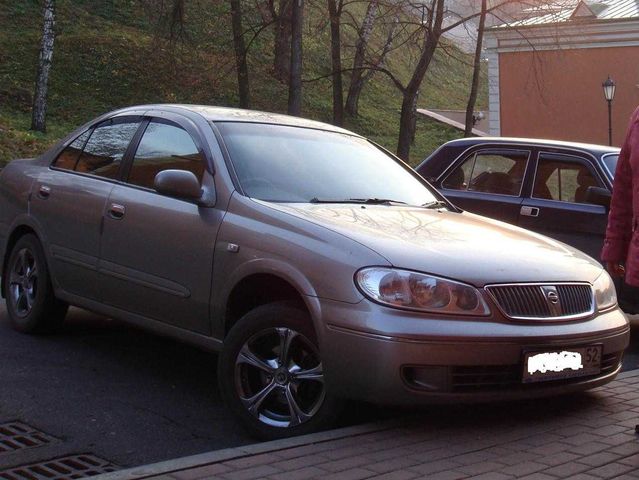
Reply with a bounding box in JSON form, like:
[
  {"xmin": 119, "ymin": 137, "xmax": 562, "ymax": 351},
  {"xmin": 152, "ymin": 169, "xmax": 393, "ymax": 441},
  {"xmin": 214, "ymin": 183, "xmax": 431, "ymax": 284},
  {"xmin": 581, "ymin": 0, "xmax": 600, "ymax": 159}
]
[{"xmin": 606, "ymin": 262, "xmax": 625, "ymax": 278}]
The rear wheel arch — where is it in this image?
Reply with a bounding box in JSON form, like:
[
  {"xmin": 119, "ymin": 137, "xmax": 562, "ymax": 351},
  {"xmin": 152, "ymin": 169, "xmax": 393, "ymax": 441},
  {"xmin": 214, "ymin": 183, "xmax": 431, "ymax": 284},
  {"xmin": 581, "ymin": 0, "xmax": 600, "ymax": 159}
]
[{"xmin": 2, "ymin": 225, "xmax": 39, "ymax": 298}]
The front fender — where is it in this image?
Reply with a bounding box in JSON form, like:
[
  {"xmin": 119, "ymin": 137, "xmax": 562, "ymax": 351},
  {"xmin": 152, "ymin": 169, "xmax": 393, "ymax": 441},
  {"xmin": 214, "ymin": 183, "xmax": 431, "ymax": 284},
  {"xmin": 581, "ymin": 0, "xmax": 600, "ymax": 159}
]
[{"xmin": 211, "ymin": 257, "xmax": 323, "ymax": 342}]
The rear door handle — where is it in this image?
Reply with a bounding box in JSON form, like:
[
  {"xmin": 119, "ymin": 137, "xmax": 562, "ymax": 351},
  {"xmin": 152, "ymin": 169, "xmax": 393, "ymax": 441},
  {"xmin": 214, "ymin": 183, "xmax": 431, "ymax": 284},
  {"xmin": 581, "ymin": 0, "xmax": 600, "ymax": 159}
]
[
  {"xmin": 520, "ymin": 206, "xmax": 540, "ymax": 217},
  {"xmin": 108, "ymin": 203, "xmax": 126, "ymax": 220},
  {"xmin": 38, "ymin": 185, "xmax": 51, "ymax": 199}
]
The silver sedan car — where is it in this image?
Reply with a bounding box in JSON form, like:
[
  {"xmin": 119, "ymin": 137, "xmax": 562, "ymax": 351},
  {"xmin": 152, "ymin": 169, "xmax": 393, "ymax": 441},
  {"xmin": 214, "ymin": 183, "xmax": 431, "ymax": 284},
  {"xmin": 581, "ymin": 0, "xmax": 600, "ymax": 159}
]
[{"xmin": 0, "ymin": 105, "xmax": 629, "ymax": 439}]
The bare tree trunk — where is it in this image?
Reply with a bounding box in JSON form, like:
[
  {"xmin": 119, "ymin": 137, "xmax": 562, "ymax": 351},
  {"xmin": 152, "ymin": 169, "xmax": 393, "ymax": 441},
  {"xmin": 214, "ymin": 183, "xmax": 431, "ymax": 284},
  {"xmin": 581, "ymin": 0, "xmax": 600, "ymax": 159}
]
[
  {"xmin": 397, "ymin": 0, "xmax": 444, "ymax": 161},
  {"xmin": 230, "ymin": 0, "xmax": 251, "ymax": 108},
  {"xmin": 327, "ymin": 0, "xmax": 343, "ymax": 125},
  {"xmin": 354, "ymin": 15, "xmax": 398, "ymax": 105},
  {"xmin": 274, "ymin": 0, "xmax": 292, "ymax": 82},
  {"xmin": 31, "ymin": 0, "xmax": 55, "ymax": 133},
  {"xmin": 287, "ymin": 0, "xmax": 303, "ymax": 115},
  {"xmin": 464, "ymin": 0, "xmax": 487, "ymax": 136},
  {"xmin": 345, "ymin": 0, "xmax": 377, "ymax": 117}
]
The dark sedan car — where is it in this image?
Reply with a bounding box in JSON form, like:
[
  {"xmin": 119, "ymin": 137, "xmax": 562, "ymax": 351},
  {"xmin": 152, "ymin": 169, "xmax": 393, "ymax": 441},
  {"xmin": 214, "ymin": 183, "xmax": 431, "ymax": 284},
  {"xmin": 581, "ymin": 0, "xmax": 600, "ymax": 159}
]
[{"xmin": 416, "ymin": 137, "xmax": 637, "ymax": 313}]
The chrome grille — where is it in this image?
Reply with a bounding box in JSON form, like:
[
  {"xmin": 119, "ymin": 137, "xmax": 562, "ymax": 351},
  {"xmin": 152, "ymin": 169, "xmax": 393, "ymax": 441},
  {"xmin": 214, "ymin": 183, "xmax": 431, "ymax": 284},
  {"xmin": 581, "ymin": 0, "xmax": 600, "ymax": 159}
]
[{"xmin": 486, "ymin": 283, "xmax": 594, "ymax": 320}]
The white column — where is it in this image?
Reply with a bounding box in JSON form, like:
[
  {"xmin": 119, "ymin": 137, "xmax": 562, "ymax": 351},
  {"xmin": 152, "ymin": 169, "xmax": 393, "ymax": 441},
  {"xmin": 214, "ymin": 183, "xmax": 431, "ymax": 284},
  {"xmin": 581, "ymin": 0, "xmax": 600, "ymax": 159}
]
[{"xmin": 485, "ymin": 34, "xmax": 501, "ymax": 136}]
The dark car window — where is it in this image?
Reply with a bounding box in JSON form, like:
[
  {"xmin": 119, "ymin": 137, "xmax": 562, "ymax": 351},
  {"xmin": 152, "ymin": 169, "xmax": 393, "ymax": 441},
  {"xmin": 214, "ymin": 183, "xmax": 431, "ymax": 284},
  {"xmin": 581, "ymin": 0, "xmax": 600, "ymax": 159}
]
[
  {"xmin": 217, "ymin": 122, "xmax": 438, "ymax": 206},
  {"xmin": 75, "ymin": 119, "xmax": 140, "ymax": 179},
  {"xmin": 442, "ymin": 150, "xmax": 528, "ymax": 197},
  {"xmin": 533, "ymin": 156, "xmax": 600, "ymax": 204},
  {"xmin": 127, "ymin": 121, "xmax": 205, "ymax": 190},
  {"xmin": 52, "ymin": 130, "xmax": 92, "ymax": 170}
]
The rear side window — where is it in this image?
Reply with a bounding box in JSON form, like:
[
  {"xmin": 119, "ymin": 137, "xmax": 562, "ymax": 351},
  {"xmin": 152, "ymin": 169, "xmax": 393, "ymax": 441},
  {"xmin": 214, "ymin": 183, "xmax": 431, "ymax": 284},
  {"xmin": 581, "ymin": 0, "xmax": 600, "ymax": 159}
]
[
  {"xmin": 127, "ymin": 120, "xmax": 205, "ymax": 190},
  {"xmin": 533, "ymin": 156, "xmax": 601, "ymax": 204},
  {"xmin": 53, "ymin": 130, "xmax": 92, "ymax": 170},
  {"xmin": 75, "ymin": 120, "xmax": 140, "ymax": 179},
  {"xmin": 442, "ymin": 150, "xmax": 529, "ymax": 196},
  {"xmin": 602, "ymin": 154, "xmax": 618, "ymax": 178}
]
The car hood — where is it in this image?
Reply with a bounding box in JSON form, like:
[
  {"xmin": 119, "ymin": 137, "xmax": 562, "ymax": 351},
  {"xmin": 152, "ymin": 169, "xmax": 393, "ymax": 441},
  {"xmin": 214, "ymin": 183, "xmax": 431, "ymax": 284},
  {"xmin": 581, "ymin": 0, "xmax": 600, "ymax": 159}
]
[{"xmin": 263, "ymin": 202, "xmax": 603, "ymax": 286}]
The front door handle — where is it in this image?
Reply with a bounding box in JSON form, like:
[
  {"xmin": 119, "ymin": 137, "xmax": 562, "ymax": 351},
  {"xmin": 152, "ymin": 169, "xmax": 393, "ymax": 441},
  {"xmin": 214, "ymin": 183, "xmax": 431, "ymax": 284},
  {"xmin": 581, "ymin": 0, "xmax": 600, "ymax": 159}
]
[
  {"xmin": 38, "ymin": 185, "xmax": 51, "ymax": 199},
  {"xmin": 520, "ymin": 206, "xmax": 540, "ymax": 217},
  {"xmin": 108, "ymin": 203, "xmax": 126, "ymax": 220}
]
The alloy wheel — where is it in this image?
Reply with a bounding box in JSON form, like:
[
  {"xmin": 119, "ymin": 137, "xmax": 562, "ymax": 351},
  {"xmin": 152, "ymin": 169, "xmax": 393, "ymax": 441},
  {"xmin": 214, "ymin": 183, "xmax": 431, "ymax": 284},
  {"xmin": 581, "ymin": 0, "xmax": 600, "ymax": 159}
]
[
  {"xmin": 234, "ymin": 327, "xmax": 325, "ymax": 428},
  {"xmin": 9, "ymin": 248, "xmax": 38, "ymax": 318}
]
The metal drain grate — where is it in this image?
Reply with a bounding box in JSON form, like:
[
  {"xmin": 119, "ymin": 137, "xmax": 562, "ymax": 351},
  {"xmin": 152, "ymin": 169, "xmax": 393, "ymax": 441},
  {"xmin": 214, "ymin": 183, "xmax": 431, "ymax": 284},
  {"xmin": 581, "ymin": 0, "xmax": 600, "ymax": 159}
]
[
  {"xmin": 0, "ymin": 423, "xmax": 56, "ymax": 454},
  {"xmin": 0, "ymin": 454, "xmax": 118, "ymax": 479}
]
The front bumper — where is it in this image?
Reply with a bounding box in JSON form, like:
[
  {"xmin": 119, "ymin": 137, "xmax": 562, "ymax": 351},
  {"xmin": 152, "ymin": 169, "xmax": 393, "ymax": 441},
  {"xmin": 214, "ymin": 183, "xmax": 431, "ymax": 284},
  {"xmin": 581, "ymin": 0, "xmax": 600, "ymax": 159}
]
[{"xmin": 319, "ymin": 299, "xmax": 629, "ymax": 405}]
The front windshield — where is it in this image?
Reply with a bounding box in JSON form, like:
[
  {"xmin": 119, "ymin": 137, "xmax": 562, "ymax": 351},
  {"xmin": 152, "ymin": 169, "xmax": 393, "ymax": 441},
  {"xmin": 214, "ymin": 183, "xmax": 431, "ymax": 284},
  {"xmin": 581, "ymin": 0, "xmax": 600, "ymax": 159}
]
[
  {"xmin": 602, "ymin": 154, "xmax": 618, "ymax": 179},
  {"xmin": 217, "ymin": 122, "xmax": 438, "ymax": 206}
]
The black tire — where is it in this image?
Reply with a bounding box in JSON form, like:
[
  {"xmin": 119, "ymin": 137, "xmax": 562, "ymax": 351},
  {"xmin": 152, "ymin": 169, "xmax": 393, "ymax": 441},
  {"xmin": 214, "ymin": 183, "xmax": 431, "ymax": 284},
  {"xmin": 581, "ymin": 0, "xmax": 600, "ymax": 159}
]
[
  {"xmin": 218, "ymin": 302, "xmax": 342, "ymax": 440},
  {"xmin": 4, "ymin": 234, "xmax": 68, "ymax": 334}
]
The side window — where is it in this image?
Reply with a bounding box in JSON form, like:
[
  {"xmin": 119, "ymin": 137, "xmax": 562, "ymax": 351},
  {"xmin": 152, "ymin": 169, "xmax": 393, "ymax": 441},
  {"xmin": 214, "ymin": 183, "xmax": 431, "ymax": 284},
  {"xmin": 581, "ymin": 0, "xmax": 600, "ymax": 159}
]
[
  {"xmin": 533, "ymin": 156, "xmax": 600, "ymax": 204},
  {"xmin": 52, "ymin": 130, "xmax": 92, "ymax": 170},
  {"xmin": 75, "ymin": 119, "xmax": 140, "ymax": 179},
  {"xmin": 442, "ymin": 151, "xmax": 528, "ymax": 196},
  {"xmin": 127, "ymin": 120, "xmax": 205, "ymax": 190}
]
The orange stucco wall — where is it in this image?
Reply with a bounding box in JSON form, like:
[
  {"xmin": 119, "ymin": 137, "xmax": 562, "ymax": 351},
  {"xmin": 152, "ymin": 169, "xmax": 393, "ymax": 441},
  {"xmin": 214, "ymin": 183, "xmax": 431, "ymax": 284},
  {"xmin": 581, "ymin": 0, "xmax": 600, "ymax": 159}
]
[{"xmin": 499, "ymin": 46, "xmax": 639, "ymax": 146}]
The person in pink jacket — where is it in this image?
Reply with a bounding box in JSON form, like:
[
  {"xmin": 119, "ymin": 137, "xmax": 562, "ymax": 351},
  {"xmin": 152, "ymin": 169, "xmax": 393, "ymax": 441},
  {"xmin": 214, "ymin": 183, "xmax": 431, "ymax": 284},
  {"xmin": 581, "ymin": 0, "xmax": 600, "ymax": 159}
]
[{"xmin": 602, "ymin": 107, "xmax": 639, "ymax": 291}]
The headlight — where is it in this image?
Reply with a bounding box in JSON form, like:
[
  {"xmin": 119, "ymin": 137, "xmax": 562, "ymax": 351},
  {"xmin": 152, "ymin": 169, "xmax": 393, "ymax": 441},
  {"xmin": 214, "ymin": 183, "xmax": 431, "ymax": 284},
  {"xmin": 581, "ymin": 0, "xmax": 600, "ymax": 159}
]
[
  {"xmin": 593, "ymin": 270, "xmax": 617, "ymax": 310},
  {"xmin": 356, "ymin": 267, "xmax": 491, "ymax": 316}
]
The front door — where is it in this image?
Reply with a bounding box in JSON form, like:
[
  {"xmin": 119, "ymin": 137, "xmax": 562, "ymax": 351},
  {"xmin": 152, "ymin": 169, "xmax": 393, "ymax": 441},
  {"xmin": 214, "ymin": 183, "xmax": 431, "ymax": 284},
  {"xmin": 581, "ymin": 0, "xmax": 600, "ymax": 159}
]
[
  {"xmin": 99, "ymin": 117, "xmax": 223, "ymax": 334},
  {"xmin": 518, "ymin": 152, "xmax": 608, "ymax": 260}
]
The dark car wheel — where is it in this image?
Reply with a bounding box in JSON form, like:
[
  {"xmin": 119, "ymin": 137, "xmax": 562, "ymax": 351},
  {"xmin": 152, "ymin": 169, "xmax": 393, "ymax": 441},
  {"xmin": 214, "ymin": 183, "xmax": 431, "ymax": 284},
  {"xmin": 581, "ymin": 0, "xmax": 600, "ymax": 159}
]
[
  {"xmin": 218, "ymin": 302, "xmax": 341, "ymax": 440},
  {"xmin": 4, "ymin": 234, "xmax": 68, "ymax": 333}
]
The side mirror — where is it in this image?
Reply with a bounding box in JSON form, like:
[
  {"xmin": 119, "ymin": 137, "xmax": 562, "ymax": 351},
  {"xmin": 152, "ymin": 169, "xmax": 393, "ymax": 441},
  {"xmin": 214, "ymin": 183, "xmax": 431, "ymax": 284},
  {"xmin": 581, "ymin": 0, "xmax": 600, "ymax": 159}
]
[
  {"xmin": 585, "ymin": 186, "xmax": 612, "ymax": 210},
  {"xmin": 154, "ymin": 169, "xmax": 202, "ymax": 201}
]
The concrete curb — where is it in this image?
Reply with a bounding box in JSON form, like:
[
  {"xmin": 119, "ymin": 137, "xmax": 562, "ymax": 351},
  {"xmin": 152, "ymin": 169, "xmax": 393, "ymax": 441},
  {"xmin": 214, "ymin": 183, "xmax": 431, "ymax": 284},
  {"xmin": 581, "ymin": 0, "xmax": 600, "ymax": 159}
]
[
  {"xmin": 91, "ymin": 417, "xmax": 407, "ymax": 480},
  {"xmin": 92, "ymin": 368, "xmax": 639, "ymax": 480}
]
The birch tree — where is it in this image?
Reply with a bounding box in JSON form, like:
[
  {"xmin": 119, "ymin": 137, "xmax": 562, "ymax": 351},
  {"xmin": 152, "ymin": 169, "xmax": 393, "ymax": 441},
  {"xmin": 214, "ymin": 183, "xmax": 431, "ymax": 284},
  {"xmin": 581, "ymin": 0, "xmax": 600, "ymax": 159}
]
[
  {"xmin": 31, "ymin": 0, "xmax": 56, "ymax": 133},
  {"xmin": 345, "ymin": 7, "xmax": 398, "ymax": 117},
  {"xmin": 344, "ymin": 0, "xmax": 379, "ymax": 117}
]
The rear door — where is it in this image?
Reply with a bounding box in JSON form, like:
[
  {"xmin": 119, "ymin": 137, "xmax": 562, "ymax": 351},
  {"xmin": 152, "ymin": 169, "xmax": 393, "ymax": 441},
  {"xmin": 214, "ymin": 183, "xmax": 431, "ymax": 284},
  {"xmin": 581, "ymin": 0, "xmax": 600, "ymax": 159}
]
[
  {"xmin": 30, "ymin": 116, "xmax": 142, "ymax": 300},
  {"xmin": 518, "ymin": 151, "xmax": 608, "ymax": 260},
  {"xmin": 99, "ymin": 114, "xmax": 223, "ymax": 334},
  {"xmin": 438, "ymin": 148, "xmax": 531, "ymax": 224}
]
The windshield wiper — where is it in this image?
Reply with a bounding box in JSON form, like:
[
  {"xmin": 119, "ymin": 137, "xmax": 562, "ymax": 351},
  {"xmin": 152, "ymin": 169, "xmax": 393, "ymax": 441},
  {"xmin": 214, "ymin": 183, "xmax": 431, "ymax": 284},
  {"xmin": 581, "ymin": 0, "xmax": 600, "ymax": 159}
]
[
  {"xmin": 310, "ymin": 197, "xmax": 407, "ymax": 205},
  {"xmin": 422, "ymin": 200, "xmax": 449, "ymax": 209}
]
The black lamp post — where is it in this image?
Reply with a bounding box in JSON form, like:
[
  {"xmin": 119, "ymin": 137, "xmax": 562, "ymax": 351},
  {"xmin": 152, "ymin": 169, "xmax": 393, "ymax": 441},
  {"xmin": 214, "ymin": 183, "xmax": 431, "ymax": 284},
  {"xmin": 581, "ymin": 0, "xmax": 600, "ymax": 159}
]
[{"xmin": 602, "ymin": 75, "xmax": 616, "ymax": 146}]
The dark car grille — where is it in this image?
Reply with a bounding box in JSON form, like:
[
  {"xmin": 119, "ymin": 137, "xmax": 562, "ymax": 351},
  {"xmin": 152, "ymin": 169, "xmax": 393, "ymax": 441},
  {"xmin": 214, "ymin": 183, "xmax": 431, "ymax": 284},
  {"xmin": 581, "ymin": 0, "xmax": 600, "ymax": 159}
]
[
  {"xmin": 486, "ymin": 283, "xmax": 594, "ymax": 320},
  {"xmin": 450, "ymin": 352, "xmax": 621, "ymax": 393}
]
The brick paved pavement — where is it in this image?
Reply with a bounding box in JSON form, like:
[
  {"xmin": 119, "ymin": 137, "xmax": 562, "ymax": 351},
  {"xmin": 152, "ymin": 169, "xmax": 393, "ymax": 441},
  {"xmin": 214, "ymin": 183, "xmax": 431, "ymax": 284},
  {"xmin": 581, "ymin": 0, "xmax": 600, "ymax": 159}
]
[{"xmin": 97, "ymin": 370, "xmax": 639, "ymax": 480}]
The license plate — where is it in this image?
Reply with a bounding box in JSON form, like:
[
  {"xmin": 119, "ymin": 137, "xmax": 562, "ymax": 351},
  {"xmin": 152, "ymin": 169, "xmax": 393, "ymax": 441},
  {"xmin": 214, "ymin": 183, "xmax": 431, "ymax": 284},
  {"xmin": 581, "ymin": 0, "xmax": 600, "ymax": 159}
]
[{"xmin": 522, "ymin": 345, "xmax": 602, "ymax": 383}]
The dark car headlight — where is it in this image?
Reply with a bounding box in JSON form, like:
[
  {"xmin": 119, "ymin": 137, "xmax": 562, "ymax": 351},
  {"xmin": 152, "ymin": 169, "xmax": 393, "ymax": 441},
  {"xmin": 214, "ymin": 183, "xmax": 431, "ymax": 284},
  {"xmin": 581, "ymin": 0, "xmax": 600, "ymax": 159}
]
[{"xmin": 356, "ymin": 267, "xmax": 491, "ymax": 316}]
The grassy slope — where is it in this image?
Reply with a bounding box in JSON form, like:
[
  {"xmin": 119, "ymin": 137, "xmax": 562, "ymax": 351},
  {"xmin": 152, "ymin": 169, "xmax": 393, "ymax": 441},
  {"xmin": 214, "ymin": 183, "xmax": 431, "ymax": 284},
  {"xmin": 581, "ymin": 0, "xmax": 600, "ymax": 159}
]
[{"xmin": 0, "ymin": 0, "xmax": 486, "ymax": 167}]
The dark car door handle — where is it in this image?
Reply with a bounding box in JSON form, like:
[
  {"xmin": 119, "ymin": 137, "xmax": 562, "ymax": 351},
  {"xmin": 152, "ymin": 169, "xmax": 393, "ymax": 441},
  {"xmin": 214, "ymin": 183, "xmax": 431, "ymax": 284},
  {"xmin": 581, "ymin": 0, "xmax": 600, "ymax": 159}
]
[
  {"xmin": 38, "ymin": 185, "xmax": 51, "ymax": 199},
  {"xmin": 108, "ymin": 203, "xmax": 126, "ymax": 220}
]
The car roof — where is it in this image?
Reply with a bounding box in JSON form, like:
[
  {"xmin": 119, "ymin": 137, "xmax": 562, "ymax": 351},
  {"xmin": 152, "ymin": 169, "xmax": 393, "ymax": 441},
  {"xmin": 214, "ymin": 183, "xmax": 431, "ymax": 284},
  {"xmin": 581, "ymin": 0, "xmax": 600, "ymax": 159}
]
[
  {"xmin": 416, "ymin": 136, "xmax": 620, "ymax": 180},
  {"xmin": 114, "ymin": 104, "xmax": 357, "ymax": 136},
  {"xmin": 439, "ymin": 137, "xmax": 620, "ymax": 155}
]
